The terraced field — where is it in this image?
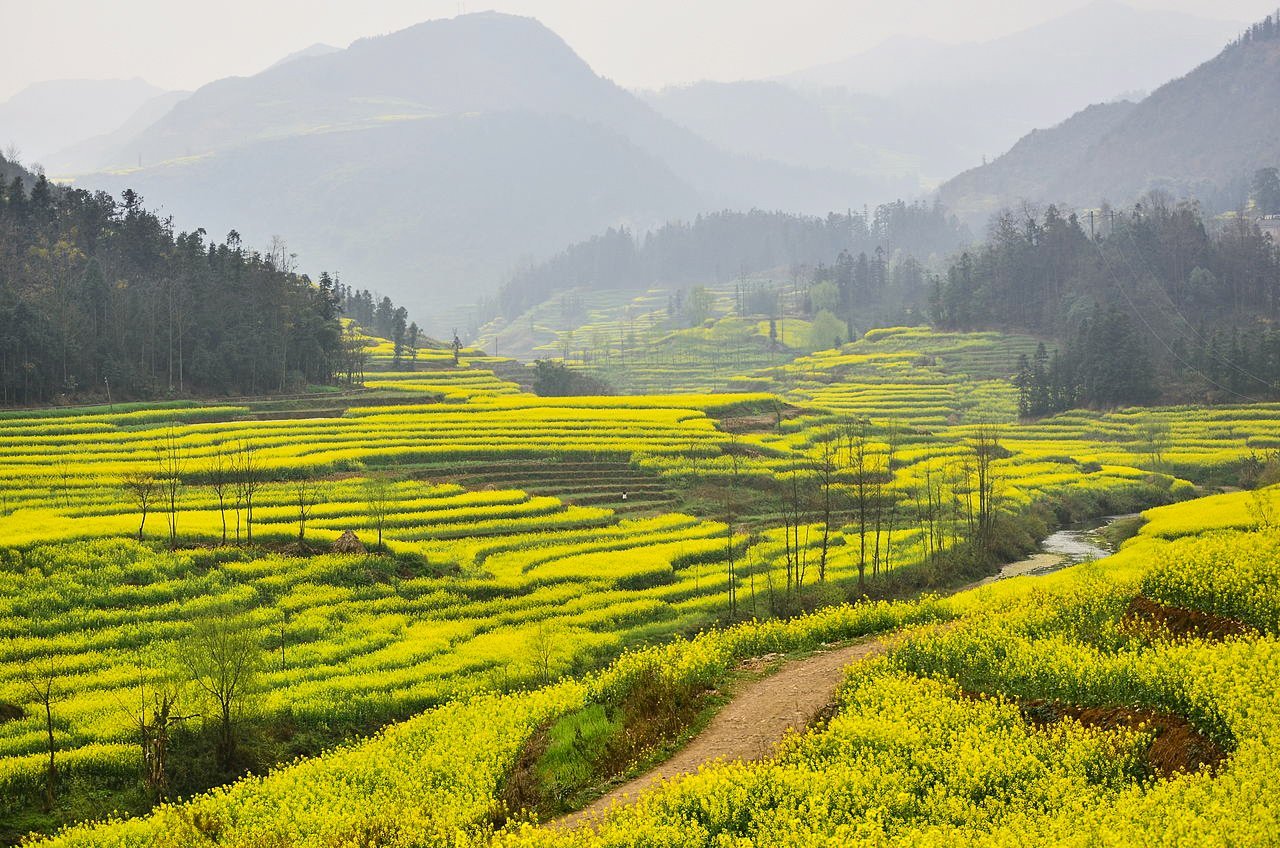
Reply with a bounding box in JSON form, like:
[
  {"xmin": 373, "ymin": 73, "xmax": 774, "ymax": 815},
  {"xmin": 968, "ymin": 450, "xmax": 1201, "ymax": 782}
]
[
  {"xmin": 6, "ymin": 325, "xmax": 1280, "ymax": 841},
  {"xmin": 477, "ymin": 284, "xmax": 804, "ymax": 394},
  {"xmin": 28, "ymin": 490, "xmax": 1280, "ymax": 848},
  {"xmin": 431, "ymin": 460, "xmax": 678, "ymax": 516}
]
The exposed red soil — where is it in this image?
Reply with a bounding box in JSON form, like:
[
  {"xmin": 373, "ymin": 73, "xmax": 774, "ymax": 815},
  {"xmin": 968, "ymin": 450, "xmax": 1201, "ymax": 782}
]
[
  {"xmin": 1019, "ymin": 699, "xmax": 1225, "ymax": 779},
  {"xmin": 1121, "ymin": 595, "xmax": 1257, "ymax": 641}
]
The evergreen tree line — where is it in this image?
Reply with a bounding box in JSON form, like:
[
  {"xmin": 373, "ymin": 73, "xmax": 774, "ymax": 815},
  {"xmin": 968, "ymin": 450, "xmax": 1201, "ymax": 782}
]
[
  {"xmin": 0, "ymin": 157, "xmax": 414, "ymax": 404},
  {"xmin": 335, "ymin": 285, "xmax": 418, "ymax": 343},
  {"xmin": 334, "ymin": 283, "xmax": 422, "ymax": 369},
  {"xmin": 1014, "ymin": 312, "xmax": 1157, "ymax": 417},
  {"xmin": 932, "ymin": 194, "xmax": 1280, "ymax": 406},
  {"xmin": 1231, "ymin": 9, "xmax": 1280, "ymax": 49},
  {"xmin": 807, "ymin": 248, "xmax": 930, "ymax": 342},
  {"xmin": 494, "ymin": 202, "xmax": 969, "ymax": 319}
]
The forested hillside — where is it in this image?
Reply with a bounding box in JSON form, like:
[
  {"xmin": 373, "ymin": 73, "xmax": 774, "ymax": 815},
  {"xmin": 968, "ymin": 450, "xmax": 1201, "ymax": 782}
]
[
  {"xmin": 936, "ymin": 101, "xmax": 1139, "ymax": 226},
  {"xmin": 932, "ymin": 198, "xmax": 1280, "ymax": 407},
  {"xmin": 938, "ymin": 12, "xmax": 1280, "ymax": 222},
  {"xmin": 0, "ymin": 156, "xmax": 348, "ymax": 403},
  {"xmin": 494, "ymin": 203, "xmax": 968, "ymax": 319}
]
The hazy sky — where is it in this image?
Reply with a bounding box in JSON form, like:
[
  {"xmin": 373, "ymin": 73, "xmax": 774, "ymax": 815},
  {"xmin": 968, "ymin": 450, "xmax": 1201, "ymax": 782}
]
[{"xmin": 2, "ymin": 0, "xmax": 1275, "ymax": 100}]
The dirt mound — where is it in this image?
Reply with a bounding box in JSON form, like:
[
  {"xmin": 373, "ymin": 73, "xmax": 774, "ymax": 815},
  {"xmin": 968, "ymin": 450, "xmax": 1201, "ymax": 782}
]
[
  {"xmin": 332, "ymin": 530, "xmax": 367, "ymax": 554},
  {"xmin": 715, "ymin": 404, "xmax": 808, "ymax": 434},
  {"xmin": 1020, "ymin": 699, "xmax": 1225, "ymax": 778},
  {"xmin": 0, "ymin": 702, "xmax": 24, "ymax": 723},
  {"xmin": 1122, "ymin": 596, "xmax": 1256, "ymax": 641}
]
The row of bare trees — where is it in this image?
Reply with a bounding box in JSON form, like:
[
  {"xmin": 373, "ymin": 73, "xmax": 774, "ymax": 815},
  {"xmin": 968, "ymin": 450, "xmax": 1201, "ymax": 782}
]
[
  {"xmin": 120, "ymin": 435, "xmax": 265, "ymax": 547},
  {"xmin": 116, "ymin": 430, "xmax": 401, "ymax": 550},
  {"xmin": 728, "ymin": 420, "xmax": 1004, "ymax": 618}
]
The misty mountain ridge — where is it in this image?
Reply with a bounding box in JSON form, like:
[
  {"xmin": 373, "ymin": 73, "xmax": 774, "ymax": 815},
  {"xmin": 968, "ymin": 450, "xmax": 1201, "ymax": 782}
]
[
  {"xmin": 42, "ymin": 90, "xmax": 192, "ymax": 174},
  {"xmin": 264, "ymin": 42, "xmax": 342, "ymax": 72},
  {"xmin": 90, "ymin": 11, "xmax": 893, "ymax": 204},
  {"xmin": 641, "ymin": 81, "xmax": 922, "ymax": 183},
  {"xmin": 937, "ymin": 101, "xmax": 1141, "ymax": 227},
  {"xmin": 938, "ymin": 14, "xmax": 1280, "ymax": 225},
  {"xmin": 74, "ymin": 12, "xmax": 905, "ymax": 325},
  {"xmin": 785, "ymin": 0, "xmax": 1238, "ymax": 97},
  {"xmin": 0, "ymin": 78, "xmax": 166, "ymax": 164},
  {"xmin": 645, "ymin": 1, "xmax": 1241, "ymax": 185}
]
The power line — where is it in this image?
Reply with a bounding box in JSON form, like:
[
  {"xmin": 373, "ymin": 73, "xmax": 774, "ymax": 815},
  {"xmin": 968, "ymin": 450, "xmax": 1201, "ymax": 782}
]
[
  {"xmin": 1103, "ymin": 216, "xmax": 1277, "ymax": 392},
  {"xmin": 1091, "ymin": 227, "xmax": 1260, "ymax": 404}
]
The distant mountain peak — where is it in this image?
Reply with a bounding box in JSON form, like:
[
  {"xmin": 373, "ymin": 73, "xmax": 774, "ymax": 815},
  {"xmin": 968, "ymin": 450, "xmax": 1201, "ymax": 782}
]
[
  {"xmin": 0, "ymin": 78, "xmax": 170, "ymax": 163},
  {"xmin": 4, "ymin": 77, "xmax": 162, "ymax": 103},
  {"xmin": 786, "ymin": 1, "xmax": 1242, "ymax": 93}
]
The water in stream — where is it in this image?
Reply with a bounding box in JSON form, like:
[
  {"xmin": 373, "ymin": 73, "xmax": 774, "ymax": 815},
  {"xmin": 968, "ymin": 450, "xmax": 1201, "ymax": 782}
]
[{"xmin": 986, "ymin": 514, "xmax": 1136, "ymax": 584}]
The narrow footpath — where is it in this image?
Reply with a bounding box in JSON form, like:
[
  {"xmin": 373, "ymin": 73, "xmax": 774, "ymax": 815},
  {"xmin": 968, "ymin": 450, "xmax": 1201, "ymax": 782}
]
[
  {"xmin": 554, "ymin": 520, "xmax": 1126, "ymax": 829},
  {"xmin": 556, "ymin": 638, "xmax": 885, "ymax": 828}
]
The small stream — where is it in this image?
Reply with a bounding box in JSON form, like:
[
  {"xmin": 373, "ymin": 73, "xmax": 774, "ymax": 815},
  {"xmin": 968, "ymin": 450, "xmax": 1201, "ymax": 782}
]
[{"xmin": 983, "ymin": 514, "xmax": 1136, "ymax": 585}]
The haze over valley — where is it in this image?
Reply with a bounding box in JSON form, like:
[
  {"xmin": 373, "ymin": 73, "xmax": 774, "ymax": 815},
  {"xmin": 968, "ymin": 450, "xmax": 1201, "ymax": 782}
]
[{"xmin": 3, "ymin": 1, "xmax": 1264, "ymax": 327}]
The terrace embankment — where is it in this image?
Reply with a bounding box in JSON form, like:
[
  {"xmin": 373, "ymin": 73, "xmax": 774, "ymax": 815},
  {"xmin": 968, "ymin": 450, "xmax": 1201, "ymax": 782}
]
[
  {"xmin": 419, "ymin": 459, "xmax": 679, "ymax": 515},
  {"xmin": 1121, "ymin": 596, "xmax": 1257, "ymax": 641},
  {"xmin": 1018, "ymin": 700, "xmax": 1225, "ymax": 778}
]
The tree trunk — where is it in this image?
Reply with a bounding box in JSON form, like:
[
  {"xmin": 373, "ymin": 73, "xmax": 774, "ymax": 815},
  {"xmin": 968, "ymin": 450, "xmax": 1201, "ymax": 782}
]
[{"xmin": 43, "ymin": 700, "xmax": 56, "ymax": 811}]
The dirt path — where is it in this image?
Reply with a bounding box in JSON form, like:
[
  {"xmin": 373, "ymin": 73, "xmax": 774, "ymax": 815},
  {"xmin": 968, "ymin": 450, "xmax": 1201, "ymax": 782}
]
[
  {"xmin": 555, "ymin": 638, "xmax": 885, "ymax": 829},
  {"xmin": 553, "ymin": 535, "xmax": 1108, "ymax": 829}
]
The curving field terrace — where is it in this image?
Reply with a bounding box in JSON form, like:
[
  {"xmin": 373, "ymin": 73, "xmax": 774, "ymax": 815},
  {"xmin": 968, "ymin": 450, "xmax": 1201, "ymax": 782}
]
[{"xmin": 5, "ymin": 327, "xmax": 1280, "ymax": 842}]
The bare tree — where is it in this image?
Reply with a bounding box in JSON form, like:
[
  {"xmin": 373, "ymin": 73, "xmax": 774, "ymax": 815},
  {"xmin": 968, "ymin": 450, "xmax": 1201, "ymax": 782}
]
[
  {"xmin": 55, "ymin": 458, "xmax": 74, "ymax": 507},
  {"xmin": 206, "ymin": 447, "xmax": 233, "ymax": 545},
  {"xmin": 723, "ymin": 433, "xmax": 744, "ymax": 617},
  {"xmin": 157, "ymin": 428, "xmax": 186, "ymax": 547},
  {"xmin": 879, "ymin": 423, "xmax": 902, "ymax": 575},
  {"xmin": 527, "ymin": 622, "xmax": 560, "ymax": 684},
  {"xmin": 121, "ymin": 470, "xmax": 158, "ymax": 541},
  {"xmin": 781, "ymin": 462, "xmax": 804, "ymax": 600},
  {"xmin": 971, "ymin": 425, "xmax": 1003, "ymax": 552},
  {"xmin": 118, "ymin": 648, "xmax": 189, "ymax": 800},
  {"xmin": 846, "ymin": 420, "xmax": 873, "ymax": 592},
  {"xmin": 293, "ymin": 477, "xmax": 320, "ymax": 543},
  {"xmin": 232, "ymin": 441, "xmax": 263, "ymax": 545},
  {"xmin": 19, "ymin": 657, "xmax": 64, "ymax": 811},
  {"xmin": 915, "ymin": 464, "xmax": 945, "ymax": 563},
  {"xmin": 944, "ymin": 458, "xmax": 970, "ymax": 550},
  {"xmin": 1138, "ymin": 417, "xmax": 1172, "ymax": 471},
  {"xmin": 183, "ymin": 611, "xmax": 262, "ymax": 773},
  {"xmin": 815, "ymin": 438, "xmax": 839, "ymax": 583},
  {"xmin": 362, "ymin": 475, "xmax": 394, "ymax": 551}
]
